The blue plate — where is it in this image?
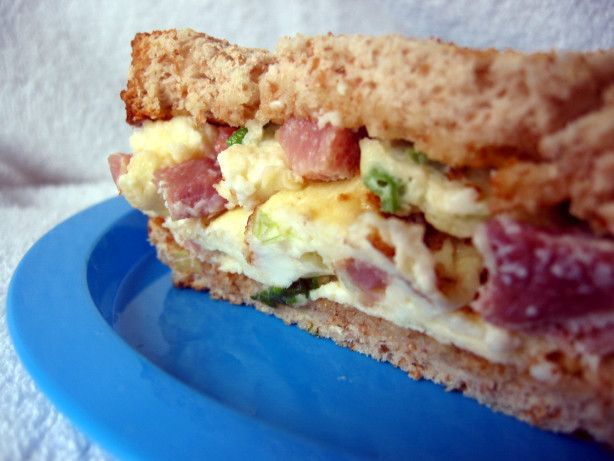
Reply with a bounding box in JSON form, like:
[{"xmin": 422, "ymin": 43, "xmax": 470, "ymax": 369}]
[{"xmin": 7, "ymin": 197, "xmax": 613, "ymax": 460}]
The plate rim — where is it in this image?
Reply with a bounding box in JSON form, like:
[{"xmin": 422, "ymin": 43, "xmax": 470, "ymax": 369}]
[
  {"xmin": 7, "ymin": 197, "xmax": 347, "ymax": 461},
  {"xmin": 7, "ymin": 197, "xmax": 612, "ymax": 461}
]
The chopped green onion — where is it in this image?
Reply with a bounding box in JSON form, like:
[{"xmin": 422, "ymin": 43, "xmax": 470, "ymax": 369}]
[
  {"xmin": 252, "ymin": 286, "xmax": 300, "ymax": 307},
  {"xmin": 252, "ymin": 211, "xmax": 285, "ymax": 243},
  {"xmin": 363, "ymin": 168, "xmax": 403, "ymax": 213},
  {"xmin": 308, "ymin": 276, "xmax": 331, "ymax": 290},
  {"xmin": 227, "ymin": 127, "xmax": 248, "ymax": 146},
  {"xmin": 407, "ymin": 146, "xmax": 428, "ymax": 165},
  {"xmin": 407, "ymin": 146, "xmax": 447, "ymax": 172},
  {"xmin": 252, "ymin": 277, "xmax": 331, "ymax": 308}
]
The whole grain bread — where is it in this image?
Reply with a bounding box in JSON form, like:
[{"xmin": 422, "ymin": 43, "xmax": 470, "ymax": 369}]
[
  {"xmin": 149, "ymin": 217, "xmax": 614, "ymax": 447},
  {"xmin": 122, "ymin": 29, "xmax": 614, "ymax": 235}
]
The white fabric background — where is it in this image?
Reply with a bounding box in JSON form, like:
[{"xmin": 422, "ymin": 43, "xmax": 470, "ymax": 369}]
[{"xmin": 0, "ymin": 1, "xmax": 612, "ymax": 459}]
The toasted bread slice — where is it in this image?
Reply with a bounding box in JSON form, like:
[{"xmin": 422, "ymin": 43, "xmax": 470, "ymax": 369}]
[{"xmin": 121, "ymin": 29, "xmax": 614, "ymax": 234}]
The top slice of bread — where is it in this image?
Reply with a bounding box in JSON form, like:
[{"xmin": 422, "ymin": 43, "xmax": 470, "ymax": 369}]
[{"xmin": 121, "ymin": 29, "xmax": 614, "ymax": 234}]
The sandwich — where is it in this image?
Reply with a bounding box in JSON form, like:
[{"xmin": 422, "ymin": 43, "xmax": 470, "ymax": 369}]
[{"xmin": 108, "ymin": 29, "xmax": 614, "ymax": 444}]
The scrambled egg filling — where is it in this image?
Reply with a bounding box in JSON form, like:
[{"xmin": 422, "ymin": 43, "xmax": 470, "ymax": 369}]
[
  {"xmin": 215, "ymin": 124, "xmax": 304, "ymax": 209},
  {"xmin": 360, "ymin": 139, "xmax": 490, "ymax": 238},
  {"xmin": 118, "ymin": 116, "xmax": 217, "ymax": 215},
  {"xmin": 120, "ymin": 119, "xmax": 518, "ymax": 363}
]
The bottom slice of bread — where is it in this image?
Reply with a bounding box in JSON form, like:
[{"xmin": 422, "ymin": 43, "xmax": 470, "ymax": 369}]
[{"xmin": 148, "ymin": 217, "xmax": 614, "ymax": 446}]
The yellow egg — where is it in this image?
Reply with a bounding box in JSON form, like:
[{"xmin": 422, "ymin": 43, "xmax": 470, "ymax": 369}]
[{"xmin": 118, "ymin": 116, "xmax": 216, "ymax": 216}]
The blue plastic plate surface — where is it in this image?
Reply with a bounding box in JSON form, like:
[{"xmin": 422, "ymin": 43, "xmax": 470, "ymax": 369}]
[{"xmin": 7, "ymin": 197, "xmax": 613, "ymax": 460}]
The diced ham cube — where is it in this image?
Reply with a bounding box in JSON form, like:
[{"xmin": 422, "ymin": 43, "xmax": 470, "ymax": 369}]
[
  {"xmin": 155, "ymin": 156, "xmax": 226, "ymax": 220},
  {"xmin": 343, "ymin": 258, "xmax": 389, "ymax": 292},
  {"xmin": 472, "ymin": 217, "xmax": 614, "ymax": 329},
  {"xmin": 276, "ymin": 118, "xmax": 360, "ymax": 180},
  {"xmin": 107, "ymin": 153, "xmax": 132, "ymax": 187},
  {"xmin": 337, "ymin": 258, "xmax": 389, "ymax": 306}
]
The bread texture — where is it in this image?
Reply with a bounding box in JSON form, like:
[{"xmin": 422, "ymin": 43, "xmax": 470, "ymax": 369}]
[
  {"xmin": 122, "ymin": 29, "xmax": 614, "ymax": 235},
  {"xmin": 149, "ymin": 216, "xmax": 614, "ymax": 446},
  {"xmin": 122, "ymin": 31, "xmax": 274, "ymax": 128}
]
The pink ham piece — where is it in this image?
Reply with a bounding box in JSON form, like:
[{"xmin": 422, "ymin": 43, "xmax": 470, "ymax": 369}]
[
  {"xmin": 338, "ymin": 258, "xmax": 389, "ymax": 303},
  {"xmin": 155, "ymin": 156, "xmax": 226, "ymax": 220},
  {"xmin": 214, "ymin": 126, "xmax": 236, "ymax": 154},
  {"xmin": 574, "ymin": 322, "xmax": 614, "ymax": 356},
  {"xmin": 276, "ymin": 118, "xmax": 360, "ymax": 180},
  {"xmin": 473, "ymin": 216, "xmax": 614, "ymax": 329},
  {"xmin": 107, "ymin": 153, "xmax": 132, "ymax": 187}
]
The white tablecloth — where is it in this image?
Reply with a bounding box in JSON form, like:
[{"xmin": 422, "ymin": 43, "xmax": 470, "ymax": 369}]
[{"xmin": 1, "ymin": 0, "xmax": 612, "ymax": 459}]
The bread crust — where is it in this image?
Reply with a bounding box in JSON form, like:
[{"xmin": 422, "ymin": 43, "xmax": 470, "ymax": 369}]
[
  {"xmin": 121, "ymin": 30, "xmax": 274, "ymax": 127},
  {"xmin": 122, "ymin": 29, "xmax": 614, "ymax": 235},
  {"xmin": 149, "ymin": 217, "xmax": 614, "ymax": 447}
]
